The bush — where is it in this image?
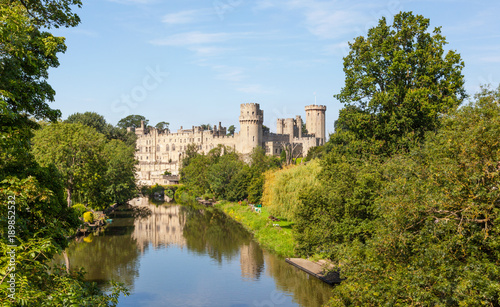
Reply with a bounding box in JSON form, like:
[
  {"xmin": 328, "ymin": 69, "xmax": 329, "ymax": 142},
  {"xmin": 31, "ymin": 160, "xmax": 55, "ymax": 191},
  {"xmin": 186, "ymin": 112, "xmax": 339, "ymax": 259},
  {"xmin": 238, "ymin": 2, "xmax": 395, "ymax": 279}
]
[
  {"xmin": 72, "ymin": 203, "xmax": 87, "ymax": 217},
  {"xmin": 261, "ymin": 160, "xmax": 322, "ymax": 220},
  {"xmin": 83, "ymin": 211, "xmax": 94, "ymax": 223}
]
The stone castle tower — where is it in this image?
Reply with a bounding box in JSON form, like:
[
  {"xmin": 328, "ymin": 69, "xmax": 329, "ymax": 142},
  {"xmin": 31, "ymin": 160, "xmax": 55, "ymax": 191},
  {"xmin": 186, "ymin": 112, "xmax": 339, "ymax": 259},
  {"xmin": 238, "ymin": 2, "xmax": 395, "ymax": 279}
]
[
  {"xmin": 238, "ymin": 103, "xmax": 263, "ymax": 154},
  {"xmin": 132, "ymin": 102, "xmax": 326, "ymax": 185},
  {"xmin": 305, "ymin": 105, "xmax": 327, "ymax": 145}
]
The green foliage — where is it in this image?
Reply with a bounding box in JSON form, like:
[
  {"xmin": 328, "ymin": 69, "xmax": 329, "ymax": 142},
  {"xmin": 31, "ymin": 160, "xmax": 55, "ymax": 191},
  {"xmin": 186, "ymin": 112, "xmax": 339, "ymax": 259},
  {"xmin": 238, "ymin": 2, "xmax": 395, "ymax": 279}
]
[
  {"xmin": 247, "ymin": 175, "xmax": 264, "ymax": 204},
  {"xmin": 66, "ymin": 112, "xmax": 108, "ymax": 134},
  {"xmin": 328, "ymin": 84, "xmax": 500, "ymax": 305},
  {"xmin": 32, "ymin": 123, "xmax": 137, "ymax": 208},
  {"xmin": 334, "ymin": 11, "xmax": 466, "ymax": 155},
  {"xmin": 227, "ymin": 125, "xmax": 235, "ymax": 136},
  {"xmin": 83, "ymin": 211, "xmax": 94, "ymax": 223},
  {"xmin": 32, "ymin": 123, "xmax": 107, "ymax": 208},
  {"xmin": 262, "ymin": 160, "xmax": 322, "ymax": 221},
  {"xmin": 0, "ymin": 1, "xmax": 128, "ymax": 305},
  {"xmin": 103, "ymin": 139, "xmax": 137, "ymax": 204},
  {"xmin": 207, "ymin": 152, "xmax": 244, "ymax": 199},
  {"xmin": 155, "ymin": 121, "xmax": 169, "ymax": 131},
  {"xmin": 116, "ymin": 115, "xmax": 148, "ymax": 129},
  {"xmin": 226, "ymin": 166, "xmax": 251, "ymax": 201},
  {"xmin": 72, "ymin": 203, "xmax": 87, "ymax": 217}
]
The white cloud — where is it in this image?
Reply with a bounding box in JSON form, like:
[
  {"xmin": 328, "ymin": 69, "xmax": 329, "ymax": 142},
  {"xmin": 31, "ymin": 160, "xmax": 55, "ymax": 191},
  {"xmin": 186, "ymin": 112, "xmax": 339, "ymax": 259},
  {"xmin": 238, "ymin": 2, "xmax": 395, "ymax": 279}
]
[
  {"xmin": 161, "ymin": 9, "xmax": 208, "ymax": 25},
  {"xmin": 150, "ymin": 32, "xmax": 232, "ymax": 46},
  {"xmin": 188, "ymin": 46, "xmax": 234, "ymax": 57},
  {"xmin": 214, "ymin": 66, "xmax": 246, "ymax": 82},
  {"xmin": 287, "ymin": 0, "xmax": 371, "ymax": 39}
]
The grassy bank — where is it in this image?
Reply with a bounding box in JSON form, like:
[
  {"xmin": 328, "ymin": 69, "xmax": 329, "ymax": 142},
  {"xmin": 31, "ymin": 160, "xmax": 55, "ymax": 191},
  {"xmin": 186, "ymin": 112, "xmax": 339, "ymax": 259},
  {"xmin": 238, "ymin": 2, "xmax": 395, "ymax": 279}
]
[{"xmin": 215, "ymin": 201, "xmax": 296, "ymax": 258}]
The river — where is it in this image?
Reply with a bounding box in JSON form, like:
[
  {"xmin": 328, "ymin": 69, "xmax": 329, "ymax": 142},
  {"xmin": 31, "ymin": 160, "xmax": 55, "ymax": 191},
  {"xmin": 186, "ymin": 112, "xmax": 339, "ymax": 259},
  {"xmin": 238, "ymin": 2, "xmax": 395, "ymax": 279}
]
[{"xmin": 57, "ymin": 198, "xmax": 334, "ymax": 306}]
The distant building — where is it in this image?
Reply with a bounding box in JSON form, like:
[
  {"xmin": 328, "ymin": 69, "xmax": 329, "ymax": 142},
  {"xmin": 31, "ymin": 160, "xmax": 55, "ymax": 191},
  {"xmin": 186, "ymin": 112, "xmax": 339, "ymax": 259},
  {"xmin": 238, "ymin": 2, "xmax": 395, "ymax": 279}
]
[{"xmin": 132, "ymin": 103, "xmax": 326, "ymax": 186}]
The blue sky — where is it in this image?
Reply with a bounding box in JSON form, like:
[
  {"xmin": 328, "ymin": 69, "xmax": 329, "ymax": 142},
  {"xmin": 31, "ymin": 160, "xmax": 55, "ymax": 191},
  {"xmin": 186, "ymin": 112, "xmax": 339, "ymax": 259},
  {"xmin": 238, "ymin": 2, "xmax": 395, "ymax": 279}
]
[{"xmin": 49, "ymin": 0, "xmax": 500, "ymax": 134}]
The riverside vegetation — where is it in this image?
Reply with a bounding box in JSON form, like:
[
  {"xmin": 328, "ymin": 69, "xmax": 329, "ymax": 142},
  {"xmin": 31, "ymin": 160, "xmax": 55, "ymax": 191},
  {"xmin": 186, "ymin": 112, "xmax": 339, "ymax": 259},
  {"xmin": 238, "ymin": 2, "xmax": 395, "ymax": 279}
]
[
  {"xmin": 0, "ymin": 2, "xmax": 137, "ymax": 305},
  {"xmin": 177, "ymin": 12, "xmax": 500, "ymax": 306}
]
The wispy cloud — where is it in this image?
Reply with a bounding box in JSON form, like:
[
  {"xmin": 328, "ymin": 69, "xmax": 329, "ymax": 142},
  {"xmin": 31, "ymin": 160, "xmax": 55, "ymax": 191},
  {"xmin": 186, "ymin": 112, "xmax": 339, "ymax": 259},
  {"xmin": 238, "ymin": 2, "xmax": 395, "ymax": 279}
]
[
  {"xmin": 287, "ymin": 0, "xmax": 370, "ymax": 39},
  {"xmin": 161, "ymin": 9, "xmax": 209, "ymax": 25},
  {"xmin": 150, "ymin": 31, "xmax": 232, "ymax": 46},
  {"xmin": 188, "ymin": 46, "xmax": 235, "ymax": 57},
  {"xmin": 213, "ymin": 65, "xmax": 246, "ymax": 82}
]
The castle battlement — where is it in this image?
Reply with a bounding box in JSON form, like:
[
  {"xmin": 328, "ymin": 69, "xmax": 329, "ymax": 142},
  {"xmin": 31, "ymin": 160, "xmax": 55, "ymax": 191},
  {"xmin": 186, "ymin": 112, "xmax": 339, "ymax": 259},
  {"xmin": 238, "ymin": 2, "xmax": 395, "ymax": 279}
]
[
  {"xmin": 305, "ymin": 104, "xmax": 327, "ymax": 111},
  {"xmin": 132, "ymin": 103, "xmax": 326, "ymax": 185}
]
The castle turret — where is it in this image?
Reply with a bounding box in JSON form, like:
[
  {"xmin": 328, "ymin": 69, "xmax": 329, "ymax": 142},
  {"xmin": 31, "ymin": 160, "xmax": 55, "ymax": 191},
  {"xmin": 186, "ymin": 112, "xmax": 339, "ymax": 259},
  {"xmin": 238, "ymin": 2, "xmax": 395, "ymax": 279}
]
[
  {"xmin": 239, "ymin": 103, "xmax": 263, "ymax": 154},
  {"xmin": 305, "ymin": 105, "xmax": 327, "ymax": 145}
]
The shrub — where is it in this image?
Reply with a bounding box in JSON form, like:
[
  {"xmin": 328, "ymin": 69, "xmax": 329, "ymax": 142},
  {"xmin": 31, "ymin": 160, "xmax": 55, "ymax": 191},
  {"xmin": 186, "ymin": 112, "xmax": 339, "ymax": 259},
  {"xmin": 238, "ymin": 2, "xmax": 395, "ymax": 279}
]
[
  {"xmin": 261, "ymin": 160, "xmax": 322, "ymax": 220},
  {"xmin": 72, "ymin": 203, "xmax": 87, "ymax": 217},
  {"xmin": 83, "ymin": 211, "xmax": 94, "ymax": 223}
]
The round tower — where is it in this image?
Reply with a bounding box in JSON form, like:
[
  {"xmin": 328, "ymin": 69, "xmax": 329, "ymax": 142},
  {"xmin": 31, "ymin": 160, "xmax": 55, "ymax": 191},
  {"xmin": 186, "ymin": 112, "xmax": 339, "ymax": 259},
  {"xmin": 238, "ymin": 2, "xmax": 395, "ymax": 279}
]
[
  {"xmin": 305, "ymin": 105, "xmax": 327, "ymax": 145},
  {"xmin": 239, "ymin": 103, "xmax": 263, "ymax": 154}
]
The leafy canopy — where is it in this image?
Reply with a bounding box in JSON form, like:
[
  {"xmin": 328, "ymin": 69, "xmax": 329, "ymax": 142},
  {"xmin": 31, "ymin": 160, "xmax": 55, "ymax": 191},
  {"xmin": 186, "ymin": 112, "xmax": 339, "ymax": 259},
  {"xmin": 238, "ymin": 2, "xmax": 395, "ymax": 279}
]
[{"xmin": 335, "ymin": 11, "xmax": 466, "ymax": 154}]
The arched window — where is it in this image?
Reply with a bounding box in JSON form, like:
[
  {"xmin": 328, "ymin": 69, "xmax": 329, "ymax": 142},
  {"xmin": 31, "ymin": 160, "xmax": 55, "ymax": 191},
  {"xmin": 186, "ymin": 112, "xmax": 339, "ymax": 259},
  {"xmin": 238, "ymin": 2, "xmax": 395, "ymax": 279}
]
[
  {"xmin": 166, "ymin": 144, "xmax": 169, "ymax": 151},
  {"xmin": 172, "ymin": 144, "xmax": 175, "ymax": 151}
]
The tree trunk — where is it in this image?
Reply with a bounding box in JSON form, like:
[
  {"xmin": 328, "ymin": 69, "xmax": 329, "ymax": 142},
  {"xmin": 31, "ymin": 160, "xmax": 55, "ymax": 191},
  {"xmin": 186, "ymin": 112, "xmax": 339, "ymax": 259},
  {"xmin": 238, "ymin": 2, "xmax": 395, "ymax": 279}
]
[
  {"xmin": 66, "ymin": 187, "xmax": 72, "ymax": 207},
  {"xmin": 62, "ymin": 250, "xmax": 70, "ymax": 274}
]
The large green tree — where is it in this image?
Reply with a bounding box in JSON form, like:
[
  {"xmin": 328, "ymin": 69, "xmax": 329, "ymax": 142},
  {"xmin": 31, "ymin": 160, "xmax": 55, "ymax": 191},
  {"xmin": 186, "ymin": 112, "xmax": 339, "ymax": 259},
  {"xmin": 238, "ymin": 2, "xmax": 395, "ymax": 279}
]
[
  {"xmin": 334, "ymin": 11, "xmax": 466, "ymax": 154},
  {"xmin": 1, "ymin": 1, "xmax": 127, "ymax": 305},
  {"xmin": 32, "ymin": 123, "xmax": 107, "ymax": 207},
  {"xmin": 329, "ymin": 85, "xmax": 500, "ymax": 306},
  {"xmin": 117, "ymin": 114, "xmax": 148, "ymax": 129}
]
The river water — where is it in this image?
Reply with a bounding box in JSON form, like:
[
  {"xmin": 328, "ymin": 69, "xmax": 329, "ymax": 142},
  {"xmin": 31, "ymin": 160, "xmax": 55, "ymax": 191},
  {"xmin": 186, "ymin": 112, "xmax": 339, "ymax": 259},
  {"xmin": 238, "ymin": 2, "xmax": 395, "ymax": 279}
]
[{"xmin": 58, "ymin": 198, "xmax": 334, "ymax": 306}]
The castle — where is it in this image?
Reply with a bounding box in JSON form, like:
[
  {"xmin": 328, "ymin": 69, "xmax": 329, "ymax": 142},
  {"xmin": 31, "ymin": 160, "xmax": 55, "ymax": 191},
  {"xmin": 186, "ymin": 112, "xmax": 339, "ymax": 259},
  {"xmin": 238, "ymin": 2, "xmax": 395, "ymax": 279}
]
[{"xmin": 132, "ymin": 103, "xmax": 326, "ymax": 186}]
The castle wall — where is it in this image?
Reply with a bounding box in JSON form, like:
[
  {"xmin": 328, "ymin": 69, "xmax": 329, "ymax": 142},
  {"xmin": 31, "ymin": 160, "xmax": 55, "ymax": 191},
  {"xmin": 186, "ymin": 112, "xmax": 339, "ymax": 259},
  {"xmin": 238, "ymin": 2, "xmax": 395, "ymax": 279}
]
[{"xmin": 132, "ymin": 103, "xmax": 326, "ymax": 185}]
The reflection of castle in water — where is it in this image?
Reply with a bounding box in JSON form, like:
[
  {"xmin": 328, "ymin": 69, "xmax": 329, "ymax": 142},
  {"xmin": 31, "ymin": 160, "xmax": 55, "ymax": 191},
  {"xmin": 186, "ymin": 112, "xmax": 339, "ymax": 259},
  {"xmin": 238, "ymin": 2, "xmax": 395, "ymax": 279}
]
[
  {"xmin": 240, "ymin": 241, "xmax": 264, "ymax": 280},
  {"xmin": 131, "ymin": 198, "xmax": 186, "ymax": 253}
]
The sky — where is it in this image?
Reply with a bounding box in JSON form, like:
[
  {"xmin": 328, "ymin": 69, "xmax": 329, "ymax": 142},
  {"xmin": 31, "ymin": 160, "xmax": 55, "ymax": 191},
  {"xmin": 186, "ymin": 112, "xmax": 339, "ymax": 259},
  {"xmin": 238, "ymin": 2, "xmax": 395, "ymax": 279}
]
[{"xmin": 49, "ymin": 0, "xmax": 500, "ymax": 134}]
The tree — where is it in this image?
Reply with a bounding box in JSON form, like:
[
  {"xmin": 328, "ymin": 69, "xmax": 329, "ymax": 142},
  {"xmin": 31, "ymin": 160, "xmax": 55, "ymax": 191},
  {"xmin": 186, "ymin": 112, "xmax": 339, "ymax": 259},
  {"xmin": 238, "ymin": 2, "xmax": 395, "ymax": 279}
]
[
  {"xmin": 200, "ymin": 123, "xmax": 212, "ymax": 131},
  {"xmin": 117, "ymin": 114, "xmax": 148, "ymax": 129},
  {"xmin": 32, "ymin": 123, "xmax": 107, "ymax": 207},
  {"xmin": 103, "ymin": 139, "xmax": 137, "ymax": 204},
  {"xmin": 0, "ymin": 1, "xmax": 128, "ymax": 304},
  {"xmin": 334, "ymin": 11, "xmax": 466, "ymax": 154},
  {"xmin": 155, "ymin": 121, "xmax": 169, "ymax": 131},
  {"xmin": 329, "ymin": 84, "xmax": 500, "ymax": 306},
  {"xmin": 227, "ymin": 125, "xmax": 235, "ymax": 136},
  {"xmin": 66, "ymin": 111, "xmax": 108, "ymax": 134},
  {"xmin": 262, "ymin": 125, "xmax": 270, "ymax": 134}
]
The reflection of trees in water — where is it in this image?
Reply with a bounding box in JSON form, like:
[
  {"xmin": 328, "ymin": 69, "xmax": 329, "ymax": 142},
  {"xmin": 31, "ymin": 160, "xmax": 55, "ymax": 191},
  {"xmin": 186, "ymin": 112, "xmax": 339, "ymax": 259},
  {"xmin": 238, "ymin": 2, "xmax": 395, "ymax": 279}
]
[
  {"xmin": 62, "ymin": 229, "xmax": 141, "ymax": 292},
  {"xmin": 181, "ymin": 206, "xmax": 252, "ymax": 264},
  {"xmin": 264, "ymin": 253, "xmax": 334, "ymax": 307}
]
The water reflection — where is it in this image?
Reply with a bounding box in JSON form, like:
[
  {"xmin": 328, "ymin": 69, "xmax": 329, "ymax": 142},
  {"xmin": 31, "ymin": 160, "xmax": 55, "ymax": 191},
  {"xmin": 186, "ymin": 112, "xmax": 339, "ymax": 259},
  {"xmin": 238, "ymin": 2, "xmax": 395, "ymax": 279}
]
[
  {"xmin": 132, "ymin": 198, "xmax": 186, "ymax": 251},
  {"xmin": 57, "ymin": 198, "xmax": 333, "ymax": 306}
]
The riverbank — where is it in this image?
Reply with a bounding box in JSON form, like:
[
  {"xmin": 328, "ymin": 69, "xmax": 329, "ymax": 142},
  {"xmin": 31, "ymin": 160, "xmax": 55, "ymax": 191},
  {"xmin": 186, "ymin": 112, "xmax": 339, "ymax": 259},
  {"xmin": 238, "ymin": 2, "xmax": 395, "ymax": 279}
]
[{"xmin": 215, "ymin": 201, "xmax": 296, "ymax": 258}]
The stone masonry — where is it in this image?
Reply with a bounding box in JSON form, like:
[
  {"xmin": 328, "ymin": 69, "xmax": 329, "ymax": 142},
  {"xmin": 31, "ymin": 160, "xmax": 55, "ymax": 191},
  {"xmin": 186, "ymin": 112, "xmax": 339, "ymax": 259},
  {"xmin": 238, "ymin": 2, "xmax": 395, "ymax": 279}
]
[{"xmin": 132, "ymin": 103, "xmax": 326, "ymax": 185}]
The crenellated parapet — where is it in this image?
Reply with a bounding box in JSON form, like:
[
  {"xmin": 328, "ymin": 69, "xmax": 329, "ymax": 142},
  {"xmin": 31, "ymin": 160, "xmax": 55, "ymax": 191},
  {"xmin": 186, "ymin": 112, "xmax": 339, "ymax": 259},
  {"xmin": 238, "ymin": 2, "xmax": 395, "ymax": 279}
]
[
  {"xmin": 239, "ymin": 103, "xmax": 263, "ymax": 123},
  {"xmin": 305, "ymin": 104, "xmax": 327, "ymax": 111}
]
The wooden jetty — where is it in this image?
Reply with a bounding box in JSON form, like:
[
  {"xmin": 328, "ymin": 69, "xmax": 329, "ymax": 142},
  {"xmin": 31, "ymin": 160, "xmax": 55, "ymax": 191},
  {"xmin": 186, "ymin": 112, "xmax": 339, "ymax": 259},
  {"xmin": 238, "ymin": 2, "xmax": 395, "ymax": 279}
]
[{"xmin": 285, "ymin": 258, "xmax": 342, "ymax": 285}]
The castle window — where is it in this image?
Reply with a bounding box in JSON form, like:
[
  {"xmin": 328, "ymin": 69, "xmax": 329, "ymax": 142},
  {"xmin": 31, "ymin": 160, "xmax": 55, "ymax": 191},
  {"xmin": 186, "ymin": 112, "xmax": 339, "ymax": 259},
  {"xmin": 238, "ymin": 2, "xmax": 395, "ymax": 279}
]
[
  {"xmin": 157, "ymin": 145, "xmax": 160, "ymax": 152},
  {"xmin": 172, "ymin": 144, "xmax": 175, "ymax": 151},
  {"xmin": 253, "ymin": 136, "xmax": 255, "ymax": 141},
  {"xmin": 166, "ymin": 145, "xmax": 169, "ymax": 151}
]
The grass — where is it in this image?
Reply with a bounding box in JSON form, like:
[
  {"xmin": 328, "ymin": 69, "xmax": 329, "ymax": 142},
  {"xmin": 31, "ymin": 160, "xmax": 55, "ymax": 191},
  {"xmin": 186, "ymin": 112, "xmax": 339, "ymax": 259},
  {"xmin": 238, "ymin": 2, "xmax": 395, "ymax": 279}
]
[{"xmin": 215, "ymin": 201, "xmax": 296, "ymax": 258}]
